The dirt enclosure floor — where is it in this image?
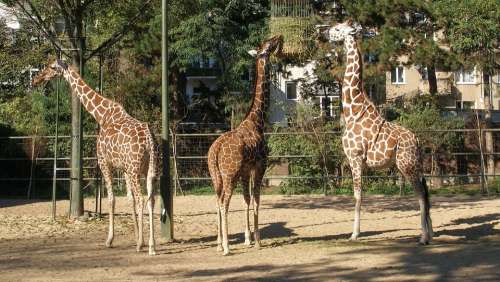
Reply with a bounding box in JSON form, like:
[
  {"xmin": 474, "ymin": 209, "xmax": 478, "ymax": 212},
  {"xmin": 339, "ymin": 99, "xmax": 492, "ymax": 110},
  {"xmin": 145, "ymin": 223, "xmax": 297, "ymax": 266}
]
[{"xmin": 0, "ymin": 194, "xmax": 499, "ymax": 281}]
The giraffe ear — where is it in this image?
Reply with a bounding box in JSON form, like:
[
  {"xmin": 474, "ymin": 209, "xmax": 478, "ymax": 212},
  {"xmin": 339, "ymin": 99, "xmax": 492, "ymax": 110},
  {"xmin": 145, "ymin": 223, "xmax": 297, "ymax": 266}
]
[
  {"xmin": 56, "ymin": 59, "xmax": 68, "ymax": 70},
  {"xmin": 353, "ymin": 22, "xmax": 363, "ymax": 34},
  {"xmin": 247, "ymin": 49, "xmax": 258, "ymax": 57}
]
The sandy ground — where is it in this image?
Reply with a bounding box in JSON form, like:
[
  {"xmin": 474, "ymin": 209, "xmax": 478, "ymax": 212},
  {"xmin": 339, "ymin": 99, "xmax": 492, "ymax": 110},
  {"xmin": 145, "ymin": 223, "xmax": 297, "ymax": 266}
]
[{"xmin": 0, "ymin": 194, "xmax": 499, "ymax": 281}]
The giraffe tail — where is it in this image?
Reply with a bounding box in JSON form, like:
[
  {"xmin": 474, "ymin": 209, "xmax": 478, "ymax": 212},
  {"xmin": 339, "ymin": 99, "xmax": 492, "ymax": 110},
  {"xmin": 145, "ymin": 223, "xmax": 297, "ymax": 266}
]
[
  {"xmin": 146, "ymin": 127, "xmax": 160, "ymax": 179},
  {"xmin": 208, "ymin": 139, "xmax": 223, "ymax": 194},
  {"xmin": 421, "ymin": 177, "xmax": 430, "ymax": 211}
]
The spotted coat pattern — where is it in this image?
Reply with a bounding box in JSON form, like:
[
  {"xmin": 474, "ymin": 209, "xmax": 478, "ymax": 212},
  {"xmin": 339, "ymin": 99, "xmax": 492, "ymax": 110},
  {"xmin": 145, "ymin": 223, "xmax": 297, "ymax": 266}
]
[
  {"xmin": 33, "ymin": 60, "xmax": 159, "ymax": 255},
  {"xmin": 326, "ymin": 21, "xmax": 433, "ymax": 244},
  {"xmin": 207, "ymin": 35, "xmax": 283, "ymax": 255}
]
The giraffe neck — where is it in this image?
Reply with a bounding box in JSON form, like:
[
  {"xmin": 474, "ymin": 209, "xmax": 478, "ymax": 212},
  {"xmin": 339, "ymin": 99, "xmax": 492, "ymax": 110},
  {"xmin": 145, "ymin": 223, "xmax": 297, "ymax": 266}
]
[
  {"xmin": 241, "ymin": 57, "xmax": 268, "ymax": 133},
  {"xmin": 63, "ymin": 68, "xmax": 112, "ymax": 126},
  {"xmin": 342, "ymin": 36, "xmax": 370, "ymax": 122}
]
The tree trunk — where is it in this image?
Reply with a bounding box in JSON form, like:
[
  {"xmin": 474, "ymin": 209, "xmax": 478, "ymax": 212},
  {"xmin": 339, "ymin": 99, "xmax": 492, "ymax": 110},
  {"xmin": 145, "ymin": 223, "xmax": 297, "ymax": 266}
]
[
  {"xmin": 483, "ymin": 73, "xmax": 495, "ymax": 183},
  {"xmin": 68, "ymin": 8, "xmax": 85, "ymax": 218},
  {"xmin": 431, "ymin": 152, "xmax": 443, "ymax": 188},
  {"xmin": 427, "ymin": 64, "xmax": 438, "ymax": 95},
  {"xmin": 169, "ymin": 65, "xmax": 187, "ymax": 121}
]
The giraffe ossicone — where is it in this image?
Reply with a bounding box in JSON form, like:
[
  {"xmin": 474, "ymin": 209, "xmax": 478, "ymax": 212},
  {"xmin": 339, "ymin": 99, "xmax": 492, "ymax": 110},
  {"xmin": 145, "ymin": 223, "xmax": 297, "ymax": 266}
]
[
  {"xmin": 324, "ymin": 20, "xmax": 433, "ymax": 244},
  {"xmin": 208, "ymin": 35, "xmax": 283, "ymax": 256},
  {"xmin": 33, "ymin": 59, "xmax": 160, "ymax": 255}
]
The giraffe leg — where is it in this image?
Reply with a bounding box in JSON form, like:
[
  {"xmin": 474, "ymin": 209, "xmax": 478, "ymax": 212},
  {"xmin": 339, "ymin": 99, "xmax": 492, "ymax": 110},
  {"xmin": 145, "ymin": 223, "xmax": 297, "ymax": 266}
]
[
  {"xmin": 131, "ymin": 175, "xmax": 144, "ymax": 252},
  {"xmin": 208, "ymin": 149, "xmax": 224, "ymax": 252},
  {"xmin": 146, "ymin": 174, "xmax": 156, "ymax": 256},
  {"xmin": 100, "ymin": 164, "xmax": 115, "ymax": 248},
  {"xmin": 216, "ymin": 196, "xmax": 223, "ymax": 252},
  {"xmin": 221, "ymin": 177, "xmax": 234, "ymax": 256},
  {"xmin": 212, "ymin": 177, "xmax": 224, "ymax": 252},
  {"xmin": 241, "ymin": 170, "xmax": 252, "ymax": 246},
  {"xmin": 349, "ymin": 157, "xmax": 363, "ymax": 241},
  {"xmin": 397, "ymin": 152, "xmax": 433, "ymax": 245},
  {"xmin": 252, "ymin": 162, "xmax": 266, "ymax": 249},
  {"xmin": 418, "ymin": 179, "xmax": 432, "ymax": 245},
  {"xmin": 124, "ymin": 174, "xmax": 139, "ymax": 243},
  {"xmin": 409, "ymin": 177, "xmax": 433, "ymax": 245}
]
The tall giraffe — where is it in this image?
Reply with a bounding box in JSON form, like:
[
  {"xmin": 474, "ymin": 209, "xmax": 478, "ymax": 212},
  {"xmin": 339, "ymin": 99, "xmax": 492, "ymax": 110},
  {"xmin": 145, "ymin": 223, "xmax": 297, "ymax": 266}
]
[
  {"xmin": 320, "ymin": 20, "xmax": 433, "ymax": 244},
  {"xmin": 207, "ymin": 35, "xmax": 283, "ymax": 255},
  {"xmin": 33, "ymin": 59, "xmax": 160, "ymax": 255}
]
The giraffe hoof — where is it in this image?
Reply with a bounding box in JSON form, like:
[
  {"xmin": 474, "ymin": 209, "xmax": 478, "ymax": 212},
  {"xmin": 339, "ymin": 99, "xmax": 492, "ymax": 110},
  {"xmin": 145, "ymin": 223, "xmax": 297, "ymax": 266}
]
[
  {"xmin": 349, "ymin": 234, "xmax": 359, "ymax": 241},
  {"xmin": 254, "ymin": 242, "xmax": 261, "ymax": 249},
  {"xmin": 223, "ymin": 250, "xmax": 230, "ymax": 256},
  {"xmin": 419, "ymin": 238, "xmax": 430, "ymax": 245},
  {"xmin": 105, "ymin": 239, "xmax": 113, "ymax": 248},
  {"xmin": 217, "ymin": 245, "xmax": 223, "ymax": 252},
  {"xmin": 149, "ymin": 249, "xmax": 157, "ymax": 256},
  {"xmin": 244, "ymin": 239, "xmax": 252, "ymax": 246}
]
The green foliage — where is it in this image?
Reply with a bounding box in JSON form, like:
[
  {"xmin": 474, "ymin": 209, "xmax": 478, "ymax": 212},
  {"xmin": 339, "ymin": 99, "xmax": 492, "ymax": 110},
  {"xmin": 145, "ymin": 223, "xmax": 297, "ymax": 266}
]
[
  {"xmin": 267, "ymin": 103, "xmax": 344, "ymax": 195},
  {"xmin": 170, "ymin": 0, "xmax": 269, "ymax": 123},
  {"xmin": 395, "ymin": 96, "xmax": 465, "ymax": 152},
  {"xmin": 0, "ymin": 18, "xmax": 51, "ymax": 135},
  {"xmin": 489, "ymin": 177, "xmax": 500, "ymax": 194},
  {"xmin": 433, "ymin": 0, "xmax": 500, "ymax": 70}
]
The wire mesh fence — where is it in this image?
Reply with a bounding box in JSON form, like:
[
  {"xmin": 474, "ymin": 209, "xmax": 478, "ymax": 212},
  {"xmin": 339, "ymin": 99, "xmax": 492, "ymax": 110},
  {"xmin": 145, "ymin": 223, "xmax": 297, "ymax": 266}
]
[
  {"xmin": 172, "ymin": 129, "xmax": 500, "ymax": 195},
  {"xmin": 0, "ymin": 128, "xmax": 499, "ymax": 199}
]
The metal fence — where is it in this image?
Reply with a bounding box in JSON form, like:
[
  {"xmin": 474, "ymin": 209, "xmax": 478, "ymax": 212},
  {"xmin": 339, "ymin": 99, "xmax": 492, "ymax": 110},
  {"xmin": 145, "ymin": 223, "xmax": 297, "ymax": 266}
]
[
  {"xmin": 1, "ymin": 128, "xmax": 498, "ymax": 200},
  {"xmin": 172, "ymin": 129, "xmax": 500, "ymax": 195}
]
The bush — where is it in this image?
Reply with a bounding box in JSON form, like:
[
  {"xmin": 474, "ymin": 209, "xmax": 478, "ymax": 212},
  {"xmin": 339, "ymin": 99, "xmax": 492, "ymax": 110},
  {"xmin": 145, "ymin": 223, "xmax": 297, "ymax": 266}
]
[{"xmin": 267, "ymin": 103, "xmax": 344, "ymax": 195}]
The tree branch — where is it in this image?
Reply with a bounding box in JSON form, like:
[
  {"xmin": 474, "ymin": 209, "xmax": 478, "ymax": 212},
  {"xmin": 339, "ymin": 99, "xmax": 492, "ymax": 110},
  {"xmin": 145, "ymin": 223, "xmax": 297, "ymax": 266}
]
[
  {"xmin": 12, "ymin": 0, "xmax": 71, "ymax": 58},
  {"xmin": 84, "ymin": 0, "xmax": 153, "ymax": 61},
  {"xmin": 82, "ymin": 0, "xmax": 97, "ymax": 11},
  {"xmin": 56, "ymin": 0, "xmax": 73, "ymax": 21}
]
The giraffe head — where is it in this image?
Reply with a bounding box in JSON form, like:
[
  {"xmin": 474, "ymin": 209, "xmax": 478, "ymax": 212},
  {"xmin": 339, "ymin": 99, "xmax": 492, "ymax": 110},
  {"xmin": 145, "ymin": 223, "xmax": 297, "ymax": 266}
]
[
  {"xmin": 248, "ymin": 35, "xmax": 284, "ymax": 58},
  {"xmin": 320, "ymin": 20, "xmax": 363, "ymax": 43},
  {"xmin": 32, "ymin": 59, "xmax": 69, "ymax": 87}
]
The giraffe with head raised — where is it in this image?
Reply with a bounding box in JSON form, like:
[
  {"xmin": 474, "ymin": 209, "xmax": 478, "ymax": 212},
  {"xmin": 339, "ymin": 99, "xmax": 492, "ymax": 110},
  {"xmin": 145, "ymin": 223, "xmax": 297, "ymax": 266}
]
[
  {"xmin": 207, "ymin": 35, "xmax": 283, "ymax": 255},
  {"xmin": 33, "ymin": 59, "xmax": 160, "ymax": 255},
  {"xmin": 319, "ymin": 20, "xmax": 433, "ymax": 244}
]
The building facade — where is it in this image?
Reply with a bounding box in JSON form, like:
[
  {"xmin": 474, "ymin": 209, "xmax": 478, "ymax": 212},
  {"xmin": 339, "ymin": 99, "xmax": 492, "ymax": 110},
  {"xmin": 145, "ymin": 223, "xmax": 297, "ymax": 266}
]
[{"xmin": 387, "ymin": 63, "xmax": 500, "ymax": 110}]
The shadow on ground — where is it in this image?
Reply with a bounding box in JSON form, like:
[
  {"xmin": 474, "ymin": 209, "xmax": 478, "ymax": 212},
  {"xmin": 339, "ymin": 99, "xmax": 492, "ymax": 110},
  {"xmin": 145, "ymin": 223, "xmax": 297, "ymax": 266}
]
[
  {"xmin": 0, "ymin": 199, "xmax": 46, "ymax": 209},
  {"xmin": 267, "ymin": 195, "xmax": 489, "ymax": 213}
]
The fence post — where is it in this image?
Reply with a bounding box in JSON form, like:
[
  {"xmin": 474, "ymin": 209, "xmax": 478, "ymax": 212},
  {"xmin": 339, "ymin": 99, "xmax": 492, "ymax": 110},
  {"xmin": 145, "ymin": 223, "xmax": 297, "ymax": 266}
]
[
  {"xmin": 52, "ymin": 70, "xmax": 60, "ymax": 220},
  {"xmin": 27, "ymin": 135, "xmax": 36, "ymax": 199},
  {"xmin": 476, "ymin": 110, "xmax": 488, "ymax": 195}
]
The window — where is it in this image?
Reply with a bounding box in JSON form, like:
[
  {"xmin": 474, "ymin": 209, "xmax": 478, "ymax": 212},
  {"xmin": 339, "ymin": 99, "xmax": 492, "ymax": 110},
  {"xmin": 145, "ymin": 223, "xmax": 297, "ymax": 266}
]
[
  {"xmin": 455, "ymin": 68, "xmax": 475, "ymax": 84},
  {"xmin": 456, "ymin": 100, "xmax": 474, "ymax": 110},
  {"xmin": 319, "ymin": 96, "xmax": 337, "ymax": 118},
  {"xmin": 286, "ymin": 81, "xmax": 297, "ymax": 100},
  {"xmin": 319, "ymin": 96, "xmax": 330, "ymax": 117},
  {"xmin": 419, "ymin": 66, "xmax": 428, "ymax": 80},
  {"xmin": 364, "ymin": 53, "xmax": 377, "ymax": 64},
  {"xmin": 391, "ymin": 66, "xmax": 405, "ymax": 84}
]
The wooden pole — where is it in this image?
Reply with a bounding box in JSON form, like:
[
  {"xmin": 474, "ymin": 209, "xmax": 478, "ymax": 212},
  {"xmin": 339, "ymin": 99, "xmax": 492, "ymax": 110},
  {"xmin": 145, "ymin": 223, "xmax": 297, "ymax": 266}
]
[
  {"xmin": 160, "ymin": 0, "xmax": 174, "ymax": 240},
  {"xmin": 70, "ymin": 37, "xmax": 85, "ymax": 218},
  {"xmin": 52, "ymin": 52, "xmax": 61, "ymax": 220}
]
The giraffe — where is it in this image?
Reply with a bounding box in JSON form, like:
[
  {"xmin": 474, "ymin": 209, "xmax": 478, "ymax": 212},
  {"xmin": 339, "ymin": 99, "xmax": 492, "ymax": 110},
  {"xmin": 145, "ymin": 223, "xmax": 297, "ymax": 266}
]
[
  {"xmin": 207, "ymin": 35, "xmax": 283, "ymax": 255},
  {"xmin": 32, "ymin": 59, "xmax": 160, "ymax": 255},
  {"xmin": 320, "ymin": 20, "xmax": 433, "ymax": 244}
]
